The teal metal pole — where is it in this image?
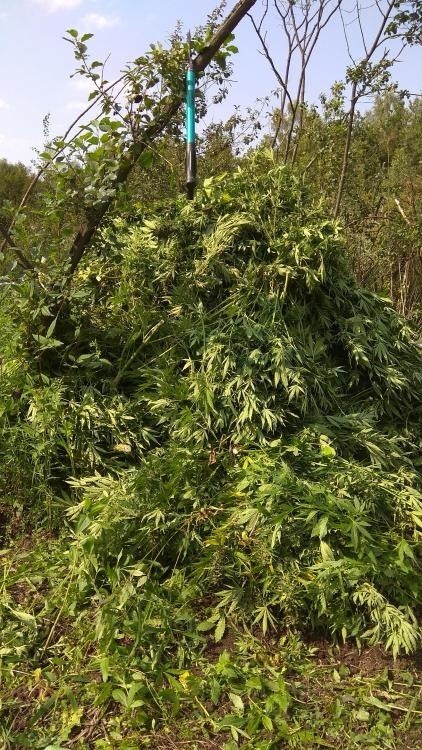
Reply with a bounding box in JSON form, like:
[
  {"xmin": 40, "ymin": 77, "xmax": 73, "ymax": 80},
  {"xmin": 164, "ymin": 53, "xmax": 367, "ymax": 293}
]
[{"xmin": 185, "ymin": 32, "xmax": 196, "ymax": 199}]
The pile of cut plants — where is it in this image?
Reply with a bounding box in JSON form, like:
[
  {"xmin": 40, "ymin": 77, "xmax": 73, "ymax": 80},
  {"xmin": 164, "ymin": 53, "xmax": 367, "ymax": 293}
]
[{"xmin": 0, "ymin": 156, "xmax": 421, "ymax": 748}]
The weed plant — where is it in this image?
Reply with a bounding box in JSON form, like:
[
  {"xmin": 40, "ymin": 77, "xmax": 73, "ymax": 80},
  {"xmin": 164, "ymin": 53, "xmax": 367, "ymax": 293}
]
[{"xmin": 0, "ymin": 156, "xmax": 421, "ymax": 747}]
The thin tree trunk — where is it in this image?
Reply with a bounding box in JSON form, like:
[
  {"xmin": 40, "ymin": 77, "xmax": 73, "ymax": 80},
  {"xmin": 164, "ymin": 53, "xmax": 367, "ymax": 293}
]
[
  {"xmin": 333, "ymin": 81, "xmax": 357, "ymax": 218},
  {"xmin": 333, "ymin": 0, "xmax": 396, "ymax": 217}
]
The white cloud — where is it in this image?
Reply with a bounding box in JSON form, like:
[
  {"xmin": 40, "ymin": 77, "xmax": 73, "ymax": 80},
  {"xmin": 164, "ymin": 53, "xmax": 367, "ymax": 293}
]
[
  {"xmin": 64, "ymin": 100, "xmax": 88, "ymax": 111},
  {"xmin": 0, "ymin": 98, "xmax": 10, "ymax": 110},
  {"xmin": 0, "ymin": 133, "xmax": 34, "ymax": 164},
  {"xmin": 82, "ymin": 12, "xmax": 119, "ymax": 29},
  {"xmin": 32, "ymin": 0, "xmax": 85, "ymax": 13},
  {"xmin": 72, "ymin": 77, "xmax": 94, "ymax": 92}
]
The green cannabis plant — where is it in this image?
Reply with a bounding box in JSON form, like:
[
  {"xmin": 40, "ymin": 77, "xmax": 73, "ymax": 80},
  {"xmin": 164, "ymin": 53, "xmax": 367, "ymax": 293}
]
[
  {"xmin": 1, "ymin": 152, "xmax": 421, "ymax": 748},
  {"xmin": 1, "ymin": 154, "xmax": 421, "ymax": 655}
]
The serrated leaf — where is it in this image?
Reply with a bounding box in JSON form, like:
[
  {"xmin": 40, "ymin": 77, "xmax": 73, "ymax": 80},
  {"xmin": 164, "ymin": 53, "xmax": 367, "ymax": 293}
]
[
  {"xmin": 320, "ymin": 541, "xmax": 334, "ymax": 560},
  {"xmin": 229, "ymin": 692, "xmax": 244, "ymax": 713},
  {"xmin": 214, "ymin": 616, "xmax": 226, "ymax": 643},
  {"xmin": 197, "ymin": 619, "xmax": 216, "ymax": 632},
  {"xmin": 366, "ymin": 696, "xmax": 392, "ymax": 711},
  {"xmin": 113, "ymin": 443, "xmax": 132, "ymax": 454},
  {"xmin": 8, "ymin": 607, "xmax": 36, "ymax": 626},
  {"xmin": 178, "ymin": 670, "xmax": 190, "ymax": 690},
  {"xmin": 262, "ymin": 714, "xmax": 273, "ymax": 731},
  {"xmin": 99, "ymin": 657, "xmax": 109, "ymax": 682},
  {"xmin": 112, "ymin": 688, "xmax": 127, "ymax": 706},
  {"xmin": 355, "ymin": 708, "xmax": 370, "ymax": 722},
  {"xmin": 129, "ymin": 699, "xmax": 144, "ymax": 708}
]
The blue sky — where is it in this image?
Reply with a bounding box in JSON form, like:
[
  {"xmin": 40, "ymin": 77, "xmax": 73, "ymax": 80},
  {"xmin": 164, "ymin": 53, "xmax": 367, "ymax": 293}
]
[{"xmin": 0, "ymin": 0, "xmax": 420, "ymax": 165}]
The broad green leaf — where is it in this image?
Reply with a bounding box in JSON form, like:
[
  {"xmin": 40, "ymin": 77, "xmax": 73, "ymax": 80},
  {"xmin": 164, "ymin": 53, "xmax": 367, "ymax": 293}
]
[{"xmin": 366, "ymin": 696, "xmax": 392, "ymax": 711}]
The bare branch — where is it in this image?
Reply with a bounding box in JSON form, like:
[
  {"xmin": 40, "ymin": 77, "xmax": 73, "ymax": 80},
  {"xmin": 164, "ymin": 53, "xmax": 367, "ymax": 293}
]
[
  {"xmin": 340, "ymin": 6, "xmax": 356, "ymax": 63},
  {"xmin": 285, "ymin": 0, "xmax": 343, "ymax": 161},
  {"xmin": 248, "ymin": 12, "xmax": 294, "ymax": 113},
  {"xmin": 357, "ymin": 4, "xmax": 369, "ymax": 55},
  {"xmin": 334, "ymin": 0, "xmax": 398, "ymax": 216},
  {"xmin": 394, "ymin": 197, "xmax": 411, "ymax": 225}
]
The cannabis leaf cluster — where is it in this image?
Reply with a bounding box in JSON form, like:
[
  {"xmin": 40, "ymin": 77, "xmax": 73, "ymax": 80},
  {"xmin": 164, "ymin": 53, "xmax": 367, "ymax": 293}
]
[{"xmin": 1, "ymin": 156, "xmax": 420, "ymax": 666}]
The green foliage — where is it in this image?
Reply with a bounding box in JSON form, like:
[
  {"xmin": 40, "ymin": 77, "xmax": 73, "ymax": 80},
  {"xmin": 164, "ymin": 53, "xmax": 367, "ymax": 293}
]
[
  {"xmin": 2, "ymin": 20, "xmax": 237, "ymax": 282},
  {"xmin": 0, "ymin": 550, "xmax": 420, "ymax": 748},
  {"xmin": 280, "ymin": 91, "xmax": 422, "ymax": 322},
  {"xmin": 0, "ymin": 159, "xmax": 33, "ymax": 256},
  {"xmin": 0, "ymin": 159, "xmax": 32, "ymax": 211},
  {"xmin": 2, "ymin": 155, "xmax": 421, "ymax": 633},
  {"xmin": 0, "ymin": 156, "xmax": 421, "ymax": 745},
  {"xmin": 338, "ymin": 94, "xmax": 422, "ymax": 321},
  {"xmin": 387, "ymin": 0, "xmax": 422, "ymax": 45}
]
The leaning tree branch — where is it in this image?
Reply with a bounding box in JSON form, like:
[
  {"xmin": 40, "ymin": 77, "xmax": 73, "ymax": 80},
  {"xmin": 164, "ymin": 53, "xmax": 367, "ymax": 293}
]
[
  {"xmin": 3, "ymin": 0, "xmax": 257, "ymax": 279},
  {"xmin": 66, "ymin": 0, "xmax": 258, "ymax": 275}
]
